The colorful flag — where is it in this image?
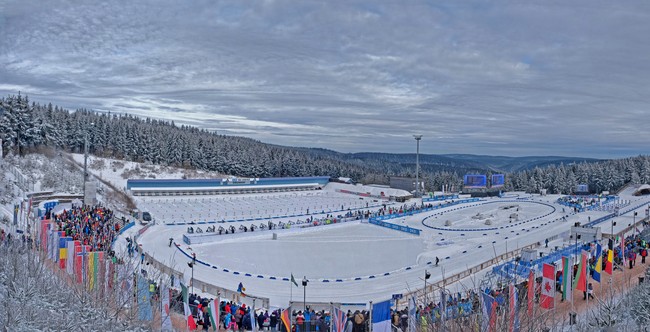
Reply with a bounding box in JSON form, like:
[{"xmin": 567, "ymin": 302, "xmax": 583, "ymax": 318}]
[
  {"xmin": 573, "ymin": 250, "xmax": 588, "ymax": 292},
  {"xmin": 332, "ymin": 307, "xmax": 347, "ymax": 332},
  {"xmin": 593, "ymin": 244, "xmax": 602, "ymax": 283},
  {"xmin": 527, "ymin": 269, "xmax": 534, "ymax": 317},
  {"xmin": 281, "ymin": 309, "xmax": 291, "ymax": 332},
  {"xmin": 371, "ymin": 300, "xmax": 391, "ymax": 332},
  {"xmin": 481, "ymin": 292, "xmax": 498, "ymax": 332},
  {"xmin": 408, "ymin": 295, "xmax": 417, "ymax": 332},
  {"xmin": 137, "ymin": 275, "xmax": 153, "ymax": 321},
  {"xmin": 604, "ymin": 249, "xmax": 614, "ymax": 275},
  {"xmin": 540, "ymin": 263, "xmax": 555, "ymax": 309},
  {"xmin": 88, "ymin": 252, "xmax": 96, "ymax": 290},
  {"xmin": 562, "ymin": 256, "xmax": 572, "ymax": 302},
  {"xmin": 250, "ymin": 303, "xmax": 256, "ymax": 331},
  {"xmin": 291, "ymin": 274, "xmax": 299, "ymax": 287},
  {"xmin": 237, "ymin": 282, "xmax": 247, "ymax": 297},
  {"xmin": 508, "ymin": 283, "xmax": 520, "ymax": 332},
  {"xmin": 440, "ymin": 289, "xmax": 447, "ymax": 322},
  {"xmin": 184, "ymin": 302, "xmax": 197, "ymax": 330},
  {"xmin": 181, "ymin": 281, "xmax": 189, "ymax": 303},
  {"xmin": 208, "ymin": 300, "xmax": 219, "ymax": 332},
  {"xmin": 161, "ymin": 284, "xmax": 172, "ymax": 331}
]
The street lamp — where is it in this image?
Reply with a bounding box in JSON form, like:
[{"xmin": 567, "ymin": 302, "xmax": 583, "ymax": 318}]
[
  {"xmin": 610, "ymin": 220, "xmax": 617, "ymax": 250},
  {"xmin": 302, "ymin": 276, "xmax": 308, "ymax": 314},
  {"xmin": 188, "ymin": 253, "xmax": 196, "ymax": 295},
  {"xmin": 413, "ymin": 135, "xmax": 423, "ymax": 198},
  {"xmin": 634, "ymin": 212, "xmax": 638, "ymax": 237},
  {"xmin": 83, "ymin": 122, "xmax": 94, "ymax": 205},
  {"xmin": 424, "ymin": 270, "xmax": 431, "ymax": 305}
]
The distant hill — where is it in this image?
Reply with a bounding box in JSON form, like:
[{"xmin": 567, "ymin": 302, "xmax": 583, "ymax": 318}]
[
  {"xmin": 439, "ymin": 154, "xmax": 602, "ymax": 173},
  {"xmin": 296, "ymin": 149, "xmax": 602, "ymax": 174}
]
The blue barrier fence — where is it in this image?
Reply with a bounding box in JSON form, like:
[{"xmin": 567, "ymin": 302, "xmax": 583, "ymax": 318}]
[
  {"xmin": 368, "ymin": 219, "xmax": 420, "ymax": 235},
  {"xmin": 423, "ymin": 195, "xmax": 459, "ymax": 202},
  {"xmin": 367, "ymin": 198, "xmax": 480, "ymax": 235},
  {"xmin": 556, "ymin": 195, "xmax": 617, "ymax": 213}
]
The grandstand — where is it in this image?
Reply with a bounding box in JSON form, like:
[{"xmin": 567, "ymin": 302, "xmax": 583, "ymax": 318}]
[
  {"xmin": 126, "ymin": 176, "xmax": 330, "ymax": 196},
  {"xmin": 136, "ymin": 190, "xmax": 380, "ymax": 224}
]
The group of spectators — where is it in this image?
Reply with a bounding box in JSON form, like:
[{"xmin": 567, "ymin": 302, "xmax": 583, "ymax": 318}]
[{"xmin": 51, "ymin": 205, "xmax": 119, "ymax": 251}]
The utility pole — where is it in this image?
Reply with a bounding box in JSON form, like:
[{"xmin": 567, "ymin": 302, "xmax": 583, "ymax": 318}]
[{"xmin": 413, "ymin": 135, "xmax": 423, "ymax": 198}]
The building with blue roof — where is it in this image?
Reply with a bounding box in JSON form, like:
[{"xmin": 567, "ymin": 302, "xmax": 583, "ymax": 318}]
[{"xmin": 126, "ymin": 176, "xmax": 330, "ymax": 196}]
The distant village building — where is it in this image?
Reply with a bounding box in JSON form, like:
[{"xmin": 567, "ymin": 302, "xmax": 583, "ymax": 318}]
[{"xmin": 389, "ymin": 176, "xmax": 423, "ymax": 193}]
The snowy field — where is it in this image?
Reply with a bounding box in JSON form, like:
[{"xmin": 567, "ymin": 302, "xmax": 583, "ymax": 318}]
[{"xmin": 135, "ymin": 185, "xmax": 650, "ymax": 308}]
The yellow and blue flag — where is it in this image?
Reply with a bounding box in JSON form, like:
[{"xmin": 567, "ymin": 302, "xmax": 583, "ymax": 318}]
[{"xmin": 593, "ymin": 244, "xmax": 602, "ymax": 283}]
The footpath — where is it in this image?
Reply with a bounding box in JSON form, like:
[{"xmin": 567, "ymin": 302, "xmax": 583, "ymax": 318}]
[{"xmin": 553, "ymin": 256, "xmax": 647, "ymax": 326}]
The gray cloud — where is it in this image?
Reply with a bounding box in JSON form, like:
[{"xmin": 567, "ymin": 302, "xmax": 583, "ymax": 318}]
[{"xmin": 1, "ymin": 0, "xmax": 649, "ymax": 158}]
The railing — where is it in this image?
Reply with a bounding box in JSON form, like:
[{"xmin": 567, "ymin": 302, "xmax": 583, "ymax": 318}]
[{"xmin": 401, "ymin": 242, "xmax": 539, "ymax": 306}]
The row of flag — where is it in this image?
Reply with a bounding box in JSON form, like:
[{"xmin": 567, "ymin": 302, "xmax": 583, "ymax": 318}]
[
  {"xmin": 535, "ymin": 244, "xmax": 608, "ymax": 310},
  {"xmin": 39, "ymin": 219, "xmax": 109, "ymax": 291}
]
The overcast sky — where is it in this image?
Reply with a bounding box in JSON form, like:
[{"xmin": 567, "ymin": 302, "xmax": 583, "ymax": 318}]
[{"xmin": 1, "ymin": 0, "xmax": 649, "ymax": 158}]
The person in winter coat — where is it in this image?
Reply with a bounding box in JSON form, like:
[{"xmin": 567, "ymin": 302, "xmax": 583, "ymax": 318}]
[
  {"xmin": 242, "ymin": 310, "xmax": 252, "ymax": 330},
  {"xmin": 235, "ymin": 309, "xmax": 244, "ymax": 331},
  {"xmin": 318, "ymin": 316, "xmax": 328, "ymax": 332},
  {"xmin": 270, "ymin": 310, "xmax": 279, "ymax": 331},
  {"xmin": 352, "ymin": 311, "xmax": 364, "ymax": 332},
  {"xmin": 296, "ymin": 311, "xmax": 305, "ymax": 332},
  {"xmin": 258, "ymin": 310, "xmax": 269, "ymax": 330},
  {"xmin": 225, "ymin": 312, "xmax": 236, "ymax": 331},
  {"xmin": 304, "ymin": 310, "xmax": 311, "ymax": 332},
  {"xmin": 641, "ymin": 247, "xmax": 648, "ymax": 264}
]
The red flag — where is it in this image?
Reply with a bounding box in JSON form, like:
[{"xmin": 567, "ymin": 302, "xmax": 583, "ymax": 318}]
[
  {"xmin": 281, "ymin": 309, "xmax": 291, "ymax": 332},
  {"xmin": 527, "ymin": 269, "xmax": 534, "ymax": 317},
  {"xmin": 604, "ymin": 249, "xmax": 613, "ymax": 275},
  {"xmin": 573, "ymin": 251, "xmax": 588, "ymax": 292},
  {"xmin": 184, "ymin": 302, "xmax": 197, "ymax": 330},
  {"xmin": 540, "ymin": 263, "xmax": 555, "ymax": 309},
  {"xmin": 508, "ymin": 283, "xmax": 519, "ymax": 332}
]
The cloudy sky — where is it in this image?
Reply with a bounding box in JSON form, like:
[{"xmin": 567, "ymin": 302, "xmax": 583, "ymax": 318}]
[{"xmin": 1, "ymin": 0, "xmax": 649, "ymax": 158}]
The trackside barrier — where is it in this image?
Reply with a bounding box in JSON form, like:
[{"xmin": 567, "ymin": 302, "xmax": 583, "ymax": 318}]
[
  {"xmin": 119, "ymin": 221, "xmax": 136, "ymax": 235},
  {"xmin": 368, "ymin": 219, "xmax": 420, "ymax": 235},
  {"xmin": 492, "ymin": 243, "xmax": 583, "ymax": 279},
  {"xmin": 372, "ymin": 198, "xmax": 481, "ymax": 223},
  {"xmin": 110, "ymin": 221, "xmax": 136, "ymax": 247},
  {"xmin": 422, "ymin": 195, "xmax": 459, "ymax": 202},
  {"xmin": 401, "ymin": 242, "xmax": 539, "ymax": 308}
]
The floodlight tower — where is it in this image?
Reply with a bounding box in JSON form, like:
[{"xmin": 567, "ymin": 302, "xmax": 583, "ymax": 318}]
[
  {"xmin": 83, "ymin": 122, "xmax": 94, "ymax": 205},
  {"xmin": 413, "ymin": 135, "xmax": 423, "ymax": 198}
]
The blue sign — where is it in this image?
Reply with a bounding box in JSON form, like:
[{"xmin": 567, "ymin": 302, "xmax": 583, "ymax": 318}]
[
  {"xmin": 491, "ymin": 174, "xmax": 505, "ymax": 188},
  {"xmin": 464, "ymin": 175, "xmax": 487, "ymax": 189}
]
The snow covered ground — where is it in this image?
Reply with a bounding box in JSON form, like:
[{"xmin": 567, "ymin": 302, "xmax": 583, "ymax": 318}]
[{"xmin": 136, "ymin": 186, "xmax": 650, "ymax": 308}]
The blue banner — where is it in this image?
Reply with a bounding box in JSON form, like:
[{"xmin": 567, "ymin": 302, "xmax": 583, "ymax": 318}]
[
  {"xmin": 137, "ymin": 275, "xmax": 153, "ymax": 321},
  {"xmin": 491, "ymin": 174, "xmax": 505, "ymax": 188},
  {"xmin": 464, "ymin": 175, "xmax": 487, "ymax": 188}
]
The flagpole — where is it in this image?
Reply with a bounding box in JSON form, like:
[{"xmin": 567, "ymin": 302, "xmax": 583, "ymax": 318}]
[{"xmin": 570, "ymin": 255, "xmax": 574, "ymax": 321}]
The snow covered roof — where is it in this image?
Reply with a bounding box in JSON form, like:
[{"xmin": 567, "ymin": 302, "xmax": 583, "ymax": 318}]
[{"xmin": 634, "ymin": 184, "xmax": 650, "ymax": 196}]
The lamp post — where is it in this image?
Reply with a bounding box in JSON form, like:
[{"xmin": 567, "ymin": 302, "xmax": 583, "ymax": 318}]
[
  {"xmin": 83, "ymin": 122, "xmax": 94, "ymax": 205},
  {"xmin": 302, "ymin": 276, "xmax": 308, "ymax": 314},
  {"xmin": 424, "ymin": 270, "xmax": 431, "ymax": 306},
  {"xmin": 413, "ymin": 135, "xmax": 423, "ymax": 198},
  {"xmin": 611, "ymin": 220, "xmax": 616, "ymax": 250},
  {"xmin": 634, "ymin": 212, "xmax": 638, "ymax": 237},
  {"xmin": 188, "ymin": 253, "xmax": 196, "ymax": 295}
]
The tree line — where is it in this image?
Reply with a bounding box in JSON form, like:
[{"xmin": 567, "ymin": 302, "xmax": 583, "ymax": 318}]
[{"xmin": 1, "ymin": 93, "xmax": 649, "ymax": 194}]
